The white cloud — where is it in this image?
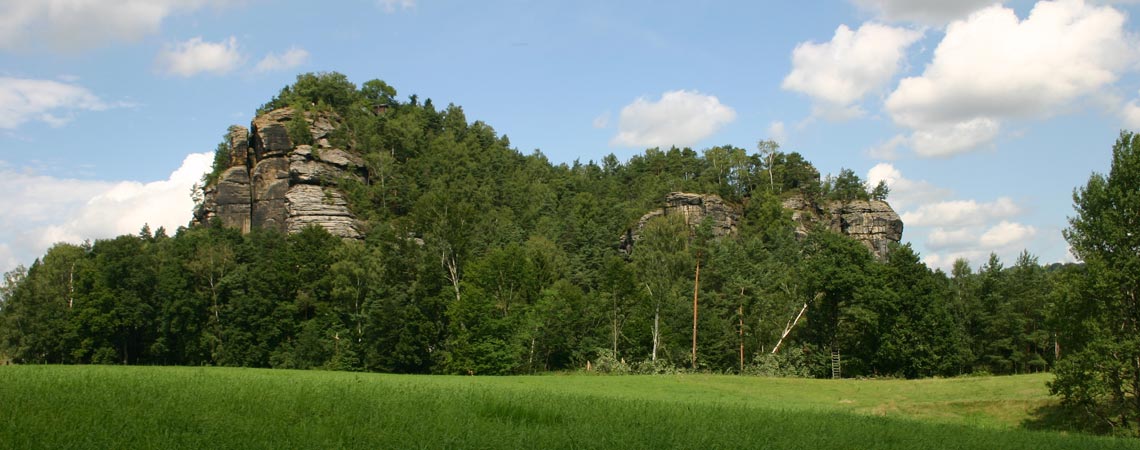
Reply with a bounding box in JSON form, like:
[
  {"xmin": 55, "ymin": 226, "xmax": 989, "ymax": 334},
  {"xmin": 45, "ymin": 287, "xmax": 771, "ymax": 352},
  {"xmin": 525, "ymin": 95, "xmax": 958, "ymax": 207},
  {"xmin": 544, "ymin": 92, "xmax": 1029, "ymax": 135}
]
[
  {"xmin": 886, "ymin": 0, "xmax": 1133, "ymax": 157},
  {"xmin": 927, "ymin": 227, "xmax": 978, "ymax": 250},
  {"xmin": 901, "ymin": 197, "xmax": 1021, "ymax": 227},
  {"xmin": 0, "ymin": 77, "xmax": 116, "ymax": 129},
  {"xmin": 156, "ymin": 36, "xmax": 243, "ymax": 77},
  {"xmin": 255, "ymin": 47, "xmax": 310, "ymax": 73},
  {"xmin": 378, "ymin": 0, "xmax": 416, "ymax": 13},
  {"xmin": 979, "ymin": 220, "xmax": 1037, "ymax": 248},
  {"xmin": 908, "ymin": 118, "xmax": 1001, "ymax": 157},
  {"xmin": 0, "ymin": 0, "xmax": 230, "ymax": 52},
  {"xmin": 782, "ymin": 22, "xmax": 921, "ymax": 119},
  {"xmin": 865, "ymin": 162, "xmax": 952, "ymax": 211},
  {"xmin": 611, "ymin": 90, "xmax": 736, "ymax": 148},
  {"xmin": 593, "ymin": 111, "xmax": 610, "ymax": 129},
  {"xmin": 851, "ymin": 0, "xmax": 999, "ymax": 25},
  {"xmin": 1122, "ymin": 97, "xmax": 1140, "ymax": 130},
  {"xmin": 768, "ymin": 121, "xmax": 787, "ymax": 144},
  {"xmin": 867, "ymin": 134, "xmax": 907, "ymax": 160},
  {"xmin": 0, "ymin": 153, "xmax": 212, "ymax": 274}
]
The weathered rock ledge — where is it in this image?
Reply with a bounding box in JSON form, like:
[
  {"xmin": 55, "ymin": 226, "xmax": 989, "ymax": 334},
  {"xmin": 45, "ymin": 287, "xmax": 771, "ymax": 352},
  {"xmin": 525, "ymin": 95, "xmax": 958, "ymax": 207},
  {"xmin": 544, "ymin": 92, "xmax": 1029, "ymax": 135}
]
[
  {"xmin": 194, "ymin": 107, "xmax": 364, "ymax": 239},
  {"xmin": 623, "ymin": 192, "xmax": 903, "ymax": 259}
]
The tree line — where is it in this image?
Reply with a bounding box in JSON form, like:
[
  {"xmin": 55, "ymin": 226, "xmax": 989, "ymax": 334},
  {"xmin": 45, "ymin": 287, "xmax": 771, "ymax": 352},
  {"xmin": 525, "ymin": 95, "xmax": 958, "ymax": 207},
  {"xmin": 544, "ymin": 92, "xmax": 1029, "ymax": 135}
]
[{"xmin": 0, "ymin": 73, "xmax": 1134, "ymax": 434}]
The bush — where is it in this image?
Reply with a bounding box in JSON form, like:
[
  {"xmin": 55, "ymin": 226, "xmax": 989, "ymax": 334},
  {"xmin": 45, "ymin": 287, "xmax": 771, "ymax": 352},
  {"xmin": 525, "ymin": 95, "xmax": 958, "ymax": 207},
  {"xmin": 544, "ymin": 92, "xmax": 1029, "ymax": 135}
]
[
  {"xmin": 590, "ymin": 349, "xmax": 630, "ymax": 375},
  {"xmin": 744, "ymin": 347, "xmax": 815, "ymax": 378}
]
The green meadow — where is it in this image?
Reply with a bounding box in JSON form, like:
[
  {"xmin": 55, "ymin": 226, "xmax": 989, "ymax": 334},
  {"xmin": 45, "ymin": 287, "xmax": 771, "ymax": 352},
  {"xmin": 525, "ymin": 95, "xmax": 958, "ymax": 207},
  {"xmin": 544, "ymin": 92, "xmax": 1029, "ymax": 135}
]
[{"xmin": 0, "ymin": 366, "xmax": 1136, "ymax": 449}]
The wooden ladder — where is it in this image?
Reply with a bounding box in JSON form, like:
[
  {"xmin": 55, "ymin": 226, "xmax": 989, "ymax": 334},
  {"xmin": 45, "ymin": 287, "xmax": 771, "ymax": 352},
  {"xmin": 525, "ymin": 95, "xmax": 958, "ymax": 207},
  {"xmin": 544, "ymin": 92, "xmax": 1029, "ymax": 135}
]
[{"xmin": 831, "ymin": 349, "xmax": 841, "ymax": 379}]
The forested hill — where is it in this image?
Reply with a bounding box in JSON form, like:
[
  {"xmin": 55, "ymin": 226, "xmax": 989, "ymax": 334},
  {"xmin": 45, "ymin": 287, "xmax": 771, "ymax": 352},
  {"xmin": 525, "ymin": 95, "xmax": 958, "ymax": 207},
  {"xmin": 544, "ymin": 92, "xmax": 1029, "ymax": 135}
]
[{"xmin": 0, "ymin": 73, "xmax": 1063, "ymax": 378}]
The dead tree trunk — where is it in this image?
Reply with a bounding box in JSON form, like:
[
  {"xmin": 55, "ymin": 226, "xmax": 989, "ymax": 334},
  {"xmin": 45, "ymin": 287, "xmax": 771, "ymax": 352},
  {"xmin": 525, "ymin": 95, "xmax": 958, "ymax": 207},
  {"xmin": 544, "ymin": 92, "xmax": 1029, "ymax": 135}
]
[
  {"xmin": 691, "ymin": 252, "xmax": 700, "ymax": 370},
  {"xmin": 772, "ymin": 293, "xmax": 822, "ymax": 354}
]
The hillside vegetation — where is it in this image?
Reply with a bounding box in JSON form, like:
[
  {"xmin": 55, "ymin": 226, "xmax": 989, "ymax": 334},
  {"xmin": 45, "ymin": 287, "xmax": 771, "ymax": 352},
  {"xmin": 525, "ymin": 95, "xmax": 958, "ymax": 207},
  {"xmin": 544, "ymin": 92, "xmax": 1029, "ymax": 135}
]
[
  {"xmin": 0, "ymin": 366, "xmax": 1136, "ymax": 449},
  {"xmin": 1, "ymin": 72, "xmax": 1137, "ymax": 434}
]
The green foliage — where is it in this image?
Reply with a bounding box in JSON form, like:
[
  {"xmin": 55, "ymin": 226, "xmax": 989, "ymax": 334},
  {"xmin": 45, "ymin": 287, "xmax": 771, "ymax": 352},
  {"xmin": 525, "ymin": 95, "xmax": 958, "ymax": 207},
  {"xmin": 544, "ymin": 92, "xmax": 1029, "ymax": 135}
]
[
  {"xmin": 285, "ymin": 105, "xmax": 314, "ymax": 146},
  {"xmin": 1052, "ymin": 130, "xmax": 1140, "ymax": 436},
  {"xmin": 0, "ymin": 73, "xmax": 1102, "ymax": 412},
  {"xmin": 260, "ymin": 72, "xmax": 361, "ymax": 115},
  {"xmin": 825, "ymin": 168, "xmax": 872, "ymax": 202},
  {"xmin": 744, "ymin": 347, "xmax": 816, "ymax": 377},
  {"xmin": 202, "ymin": 136, "xmax": 232, "ymax": 186}
]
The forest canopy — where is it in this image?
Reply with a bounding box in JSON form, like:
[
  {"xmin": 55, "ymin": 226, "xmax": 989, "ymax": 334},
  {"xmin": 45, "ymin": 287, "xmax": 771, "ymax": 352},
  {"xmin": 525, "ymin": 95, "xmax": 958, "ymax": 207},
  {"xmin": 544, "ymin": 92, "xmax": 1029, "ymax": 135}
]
[{"xmin": 0, "ymin": 73, "xmax": 1083, "ymax": 389}]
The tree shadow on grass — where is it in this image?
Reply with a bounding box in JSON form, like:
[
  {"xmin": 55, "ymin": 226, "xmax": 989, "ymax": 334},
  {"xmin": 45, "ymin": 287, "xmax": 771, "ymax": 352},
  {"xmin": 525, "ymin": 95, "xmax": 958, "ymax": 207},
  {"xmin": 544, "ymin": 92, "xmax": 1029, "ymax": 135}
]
[{"xmin": 1022, "ymin": 402, "xmax": 1118, "ymax": 436}]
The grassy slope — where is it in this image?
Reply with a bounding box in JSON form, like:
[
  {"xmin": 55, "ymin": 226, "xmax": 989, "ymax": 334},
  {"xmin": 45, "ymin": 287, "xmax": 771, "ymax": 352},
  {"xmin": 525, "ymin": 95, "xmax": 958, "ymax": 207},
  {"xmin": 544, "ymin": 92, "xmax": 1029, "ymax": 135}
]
[{"xmin": 0, "ymin": 366, "xmax": 1136, "ymax": 449}]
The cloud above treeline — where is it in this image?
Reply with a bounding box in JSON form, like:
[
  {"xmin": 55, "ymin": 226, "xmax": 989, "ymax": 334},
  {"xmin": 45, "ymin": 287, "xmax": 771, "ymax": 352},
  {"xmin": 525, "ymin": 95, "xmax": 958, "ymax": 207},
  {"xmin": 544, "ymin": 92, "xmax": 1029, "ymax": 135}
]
[
  {"xmin": 790, "ymin": 0, "xmax": 1138, "ymax": 159},
  {"xmin": 782, "ymin": 22, "xmax": 921, "ymax": 120},
  {"xmin": 156, "ymin": 37, "xmax": 310, "ymax": 77},
  {"xmin": 884, "ymin": 0, "xmax": 1133, "ymax": 157},
  {"xmin": 867, "ymin": 163, "xmax": 1040, "ymax": 270},
  {"xmin": 611, "ymin": 90, "xmax": 737, "ymax": 149},
  {"xmin": 0, "ymin": 153, "xmax": 213, "ymax": 275}
]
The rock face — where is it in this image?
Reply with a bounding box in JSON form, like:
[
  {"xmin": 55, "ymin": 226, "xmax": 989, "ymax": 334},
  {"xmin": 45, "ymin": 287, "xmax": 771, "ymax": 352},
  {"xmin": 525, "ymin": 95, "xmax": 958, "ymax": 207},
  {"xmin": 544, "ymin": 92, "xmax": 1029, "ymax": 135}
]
[
  {"xmin": 620, "ymin": 192, "xmax": 741, "ymax": 253},
  {"xmin": 195, "ymin": 107, "xmax": 363, "ymax": 239},
  {"xmin": 780, "ymin": 195, "xmax": 903, "ymax": 259},
  {"xmin": 623, "ymin": 192, "xmax": 903, "ymax": 259}
]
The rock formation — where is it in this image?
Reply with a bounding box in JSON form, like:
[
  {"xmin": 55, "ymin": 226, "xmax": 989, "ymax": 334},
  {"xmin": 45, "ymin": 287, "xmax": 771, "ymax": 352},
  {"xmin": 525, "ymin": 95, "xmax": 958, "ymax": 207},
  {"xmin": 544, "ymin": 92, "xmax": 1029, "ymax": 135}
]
[
  {"xmin": 619, "ymin": 193, "xmax": 740, "ymax": 252},
  {"xmin": 194, "ymin": 107, "xmax": 364, "ymax": 239},
  {"xmin": 623, "ymin": 192, "xmax": 903, "ymax": 259},
  {"xmin": 780, "ymin": 194, "xmax": 903, "ymax": 259}
]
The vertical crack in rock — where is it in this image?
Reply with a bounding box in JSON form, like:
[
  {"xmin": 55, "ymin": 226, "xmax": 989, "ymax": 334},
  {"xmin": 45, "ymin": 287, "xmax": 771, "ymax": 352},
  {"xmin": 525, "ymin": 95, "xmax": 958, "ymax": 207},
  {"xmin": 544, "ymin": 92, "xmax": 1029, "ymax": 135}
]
[{"xmin": 194, "ymin": 107, "xmax": 364, "ymax": 239}]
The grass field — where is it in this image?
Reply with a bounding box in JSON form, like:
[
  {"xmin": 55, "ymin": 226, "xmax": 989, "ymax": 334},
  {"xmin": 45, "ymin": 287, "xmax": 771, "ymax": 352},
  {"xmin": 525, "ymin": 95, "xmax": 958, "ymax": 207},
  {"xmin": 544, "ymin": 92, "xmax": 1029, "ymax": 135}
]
[{"xmin": 1, "ymin": 366, "xmax": 1137, "ymax": 449}]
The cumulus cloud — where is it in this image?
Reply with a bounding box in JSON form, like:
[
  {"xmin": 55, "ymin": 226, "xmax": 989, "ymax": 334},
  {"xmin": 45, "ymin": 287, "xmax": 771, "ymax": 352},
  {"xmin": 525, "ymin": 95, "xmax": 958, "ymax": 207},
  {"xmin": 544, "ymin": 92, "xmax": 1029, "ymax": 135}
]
[
  {"xmin": 901, "ymin": 197, "xmax": 1021, "ymax": 227},
  {"xmin": 255, "ymin": 47, "xmax": 310, "ymax": 73},
  {"xmin": 768, "ymin": 121, "xmax": 787, "ymax": 144},
  {"xmin": 0, "ymin": 153, "xmax": 212, "ymax": 274},
  {"xmin": 867, "ymin": 134, "xmax": 907, "ymax": 160},
  {"xmin": 611, "ymin": 90, "xmax": 736, "ymax": 148},
  {"xmin": 0, "ymin": 0, "xmax": 230, "ymax": 51},
  {"xmin": 156, "ymin": 36, "xmax": 243, "ymax": 77},
  {"xmin": 866, "ymin": 163, "xmax": 1040, "ymax": 270},
  {"xmin": 1122, "ymin": 97, "xmax": 1140, "ymax": 130},
  {"xmin": 885, "ymin": 0, "xmax": 1133, "ymax": 157},
  {"xmin": 782, "ymin": 22, "xmax": 921, "ymax": 119},
  {"xmin": 979, "ymin": 220, "xmax": 1037, "ymax": 248},
  {"xmin": 851, "ymin": 0, "xmax": 999, "ymax": 25},
  {"xmin": 926, "ymin": 227, "xmax": 979, "ymax": 250},
  {"xmin": 378, "ymin": 0, "xmax": 416, "ymax": 13},
  {"xmin": 0, "ymin": 77, "xmax": 119, "ymax": 129},
  {"xmin": 865, "ymin": 162, "xmax": 952, "ymax": 211}
]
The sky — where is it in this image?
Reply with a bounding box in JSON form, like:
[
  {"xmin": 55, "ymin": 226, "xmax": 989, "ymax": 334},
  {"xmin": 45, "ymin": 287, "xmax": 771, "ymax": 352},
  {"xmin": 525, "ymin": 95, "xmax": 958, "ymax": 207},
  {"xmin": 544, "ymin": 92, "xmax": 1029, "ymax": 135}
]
[{"xmin": 2, "ymin": 0, "xmax": 1139, "ymax": 275}]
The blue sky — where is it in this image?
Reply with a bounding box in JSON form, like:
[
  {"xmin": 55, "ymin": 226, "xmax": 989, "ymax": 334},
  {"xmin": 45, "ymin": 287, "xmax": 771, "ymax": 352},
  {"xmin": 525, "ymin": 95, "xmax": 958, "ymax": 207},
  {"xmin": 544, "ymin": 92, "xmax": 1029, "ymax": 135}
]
[{"xmin": 2, "ymin": 0, "xmax": 1139, "ymax": 274}]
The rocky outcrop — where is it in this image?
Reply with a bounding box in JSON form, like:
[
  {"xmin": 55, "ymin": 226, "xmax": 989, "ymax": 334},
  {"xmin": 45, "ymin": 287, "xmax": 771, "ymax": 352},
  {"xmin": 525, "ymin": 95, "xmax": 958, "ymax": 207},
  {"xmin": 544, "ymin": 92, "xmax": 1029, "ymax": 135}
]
[
  {"xmin": 194, "ymin": 107, "xmax": 364, "ymax": 239},
  {"xmin": 620, "ymin": 192, "xmax": 741, "ymax": 253},
  {"xmin": 825, "ymin": 199, "xmax": 903, "ymax": 259},
  {"xmin": 623, "ymin": 192, "xmax": 903, "ymax": 259},
  {"xmin": 780, "ymin": 195, "xmax": 903, "ymax": 259}
]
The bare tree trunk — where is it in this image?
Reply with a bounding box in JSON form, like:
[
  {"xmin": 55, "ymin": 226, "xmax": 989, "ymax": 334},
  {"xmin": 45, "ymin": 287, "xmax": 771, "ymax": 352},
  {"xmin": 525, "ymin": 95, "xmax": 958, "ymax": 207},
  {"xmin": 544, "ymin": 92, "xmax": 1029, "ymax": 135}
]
[
  {"xmin": 443, "ymin": 251, "xmax": 460, "ymax": 303},
  {"xmin": 739, "ymin": 292, "xmax": 745, "ymax": 373},
  {"xmin": 67, "ymin": 263, "xmax": 74, "ymax": 309},
  {"xmin": 647, "ymin": 283, "xmax": 659, "ymax": 363},
  {"xmin": 612, "ymin": 288, "xmax": 619, "ymax": 357},
  {"xmin": 772, "ymin": 293, "xmax": 822, "ymax": 354},
  {"xmin": 691, "ymin": 253, "xmax": 700, "ymax": 370}
]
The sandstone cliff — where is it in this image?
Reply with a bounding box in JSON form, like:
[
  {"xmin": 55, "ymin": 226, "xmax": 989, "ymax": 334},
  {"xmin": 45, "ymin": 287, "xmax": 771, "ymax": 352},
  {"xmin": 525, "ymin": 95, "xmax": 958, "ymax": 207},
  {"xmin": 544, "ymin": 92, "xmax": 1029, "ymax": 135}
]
[
  {"xmin": 780, "ymin": 194, "xmax": 903, "ymax": 259},
  {"xmin": 622, "ymin": 192, "xmax": 903, "ymax": 259},
  {"xmin": 194, "ymin": 107, "xmax": 364, "ymax": 239}
]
